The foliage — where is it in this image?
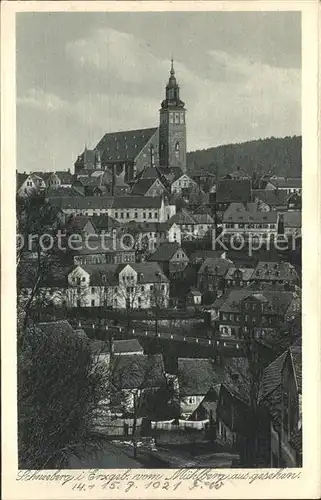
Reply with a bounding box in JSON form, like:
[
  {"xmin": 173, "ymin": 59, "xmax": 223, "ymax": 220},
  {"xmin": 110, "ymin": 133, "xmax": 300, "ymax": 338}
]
[
  {"xmin": 18, "ymin": 326, "xmax": 107, "ymax": 469},
  {"xmin": 187, "ymin": 135, "xmax": 302, "ymax": 179}
]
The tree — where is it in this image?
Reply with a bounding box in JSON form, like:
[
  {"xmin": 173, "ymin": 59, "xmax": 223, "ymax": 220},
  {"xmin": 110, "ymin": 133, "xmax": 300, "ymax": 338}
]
[{"xmin": 18, "ymin": 325, "xmax": 107, "ymax": 469}]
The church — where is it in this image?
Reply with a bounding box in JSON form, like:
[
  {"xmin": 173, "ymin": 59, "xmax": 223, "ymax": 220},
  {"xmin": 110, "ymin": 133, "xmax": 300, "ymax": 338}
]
[{"xmin": 74, "ymin": 60, "xmax": 187, "ymax": 184}]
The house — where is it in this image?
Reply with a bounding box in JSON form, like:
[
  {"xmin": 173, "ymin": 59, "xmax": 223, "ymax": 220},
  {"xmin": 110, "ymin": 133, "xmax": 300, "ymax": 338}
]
[
  {"xmin": 112, "ymin": 339, "xmax": 144, "ymax": 356},
  {"xmin": 49, "ymin": 196, "xmax": 114, "ymax": 217},
  {"xmin": 223, "ymin": 168, "xmax": 251, "ymax": 180},
  {"xmin": 216, "ymin": 383, "xmax": 251, "ymax": 449},
  {"xmin": 197, "ymin": 256, "xmax": 234, "ymax": 294},
  {"xmin": 167, "ymin": 208, "xmax": 213, "ymax": 241},
  {"xmin": 214, "ymin": 179, "xmax": 252, "ymax": 212},
  {"xmin": 250, "ymin": 262, "xmax": 299, "ymax": 288},
  {"xmin": 287, "ymin": 193, "xmax": 302, "ymax": 211},
  {"xmin": 110, "ymin": 354, "xmax": 166, "ymax": 413},
  {"xmin": 130, "ymin": 177, "xmax": 167, "ymax": 197},
  {"xmin": 120, "ymin": 220, "xmax": 182, "ymax": 254},
  {"xmin": 177, "ymin": 358, "xmax": 224, "ymax": 418},
  {"xmin": 221, "ymin": 202, "xmax": 278, "ymax": 244},
  {"xmin": 190, "ymin": 249, "xmax": 227, "ymax": 266},
  {"xmin": 280, "ymin": 211, "xmax": 301, "ymax": 239},
  {"xmin": 148, "ymin": 241, "xmax": 189, "ymax": 277},
  {"xmin": 91, "ymin": 215, "xmax": 122, "ymax": 235},
  {"xmin": 46, "ymin": 170, "xmax": 73, "ymax": 189},
  {"xmin": 170, "ymin": 172, "xmax": 198, "ymax": 194},
  {"xmin": 266, "ymin": 177, "xmax": 302, "ymax": 195},
  {"xmin": 17, "ymin": 172, "xmax": 47, "ymax": 197},
  {"xmin": 71, "ymin": 235, "xmax": 136, "ymax": 266},
  {"xmin": 224, "ymin": 267, "xmax": 255, "ymax": 289},
  {"xmin": 215, "ymin": 289, "xmax": 300, "ymax": 338},
  {"xmin": 188, "ymin": 384, "xmax": 221, "ymax": 425},
  {"xmin": 258, "ymin": 346, "xmax": 302, "ymax": 467},
  {"xmin": 253, "ymin": 189, "xmax": 289, "ymax": 212},
  {"xmin": 187, "ymin": 288, "xmax": 202, "ymax": 306},
  {"xmin": 110, "ymin": 196, "xmax": 175, "ymax": 223},
  {"xmin": 64, "ymin": 215, "xmax": 96, "ymax": 236}
]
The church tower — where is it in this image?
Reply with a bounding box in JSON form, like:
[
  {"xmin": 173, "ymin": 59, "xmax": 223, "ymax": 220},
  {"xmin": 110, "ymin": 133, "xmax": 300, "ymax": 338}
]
[{"xmin": 159, "ymin": 59, "xmax": 187, "ymax": 171}]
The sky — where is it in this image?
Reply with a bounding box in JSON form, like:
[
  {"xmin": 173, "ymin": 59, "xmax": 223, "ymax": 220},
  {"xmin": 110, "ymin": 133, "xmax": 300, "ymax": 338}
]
[{"xmin": 16, "ymin": 11, "xmax": 301, "ymax": 173}]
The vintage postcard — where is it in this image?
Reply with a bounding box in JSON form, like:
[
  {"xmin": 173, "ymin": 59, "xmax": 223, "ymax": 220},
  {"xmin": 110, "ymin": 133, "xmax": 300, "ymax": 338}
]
[{"xmin": 1, "ymin": 0, "xmax": 320, "ymax": 499}]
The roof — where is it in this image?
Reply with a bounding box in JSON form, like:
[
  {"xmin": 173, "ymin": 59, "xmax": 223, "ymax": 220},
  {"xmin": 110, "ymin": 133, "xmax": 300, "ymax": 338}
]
[
  {"xmin": 218, "ymin": 289, "xmax": 295, "ymax": 315},
  {"xmin": 90, "ymin": 339, "xmax": 110, "ymax": 355},
  {"xmin": 192, "ymin": 213, "xmax": 214, "ymax": 224},
  {"xmin": 225, "ymin": 267, "xmax": 255, "ymax": 281},
  {"xmin": 118, "ymin": 262, "xmax": 169, "ymax": 284},
  {"xmin": 222, "ymin": 204, "xmax": 277, "ymax": 223},
  {"xmin": 282, "ymin": 211, "xmax": 301, "ymax": 228},
  {"xmin": 96, "ymin": 127, "xmax": 158, "ymax": 163},
  {"xmin": 130, "ymin": 178, "xmax": 164, "ymax": 196},
  {"xmin": 290, "ymin": 345, "xmax": 302, "ymax": 392},
  {"xmin": 228, "ymin": 168, "xmax": 251, "ymax": 180},
  {"xmin": 199, "ymin": 257, "xmax": 234, "ymax": 276},
  {"xmin": 190, "ymin": 250, "xmax": 226, "ymax": 262},
  {"xmin": 135, "ymin": 165, "xmax": 164, "ymax": 180},
  {"xmin": 17, "ymin": 172, "xmax": 29, "ymax": 189},
  {"xmin": 49, "ymin": 196, "xmax": 114, "ymax": 210},
  {"xmin": 253, "ymin": 189, "xmax": 289, "ymax": 207},
  {"xmin": 71, "ymin": 264, "xmax": 119, "ymax": 286},
  {"xmin": 269, "ymin": 177, "xmax": 302, "ymax": 189},
  {"xmin": 112, "ymin": 196, "xmax": 163, "ymax": 210},
  {"xmin": 66, "ymin": 215, "xmax": 94, "ymax": 231},
  {"xmin": 91, "ymin": 215, "xmax": 121, "ymax": 231},
  {"xmin": 258, "ymin": 351, "xmax": 288, "ymax": 402},
  {"xmin": 178, "ymin": 358, "xmax": 224, "ymax": 396},
  {"xmin": 54, "ymin": 170, "xmax": 73, "ymax": 184},
  {"xmin": 169, "ymin": 209, "xmax": 196, "ymax": 225},
  {"xmin": 149, "ymin": 242, "xmax": 181, "ymax": 262},
  {"xmin": 112, "ymin": 339, "xmax": 143, "ymax": 354},
  {"xmin": 37, "ymin": 320, "xmax": 76, "ymax": 337},
  {"xmin": 216, "ymin": 179, "xmax": 252, "ymax": 203},
  {"xmin": 111, "ymin": 354, "xmax": 165, "ymax": 390},
  {"xmin": 252, "ymin": 261, "xmax": 299, "ymax": 282}
]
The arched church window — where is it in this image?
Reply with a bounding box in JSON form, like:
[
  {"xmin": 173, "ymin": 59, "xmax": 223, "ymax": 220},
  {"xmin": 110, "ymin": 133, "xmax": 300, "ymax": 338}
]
[{"xmin": 175, "ymin": 142, "xmax": 180, "ymax": 152}]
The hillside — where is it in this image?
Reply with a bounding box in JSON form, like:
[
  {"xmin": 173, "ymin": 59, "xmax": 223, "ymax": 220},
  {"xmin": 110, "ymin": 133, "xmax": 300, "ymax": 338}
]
[{"xmin": 186, "ymin": 135, "xmax": 301, "ymax": 178}]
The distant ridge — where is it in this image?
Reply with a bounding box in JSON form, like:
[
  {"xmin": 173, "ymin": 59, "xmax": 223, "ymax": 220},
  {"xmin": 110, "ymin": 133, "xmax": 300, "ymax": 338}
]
[{"xmin": 187, "ymin": 135, "xmax": 301, "ymax": 178}]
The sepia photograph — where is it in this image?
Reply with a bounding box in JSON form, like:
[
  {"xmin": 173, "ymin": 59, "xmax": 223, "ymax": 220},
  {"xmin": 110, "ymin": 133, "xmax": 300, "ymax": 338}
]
[{"xmin": 14, "ymin": 8, "xmax": 305, "ymax": 472}]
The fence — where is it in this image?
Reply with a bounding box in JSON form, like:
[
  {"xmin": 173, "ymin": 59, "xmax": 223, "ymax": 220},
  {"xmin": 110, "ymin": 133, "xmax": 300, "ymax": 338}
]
[{"xmin": 150, "ymin": 419, "xmax": 209, "ymax": 431}]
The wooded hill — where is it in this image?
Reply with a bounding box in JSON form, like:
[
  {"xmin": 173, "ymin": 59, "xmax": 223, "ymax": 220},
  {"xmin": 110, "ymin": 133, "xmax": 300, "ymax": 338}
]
[{"xmin": 186, "ymin": 135, "xmax": 301, "ymax": 178}]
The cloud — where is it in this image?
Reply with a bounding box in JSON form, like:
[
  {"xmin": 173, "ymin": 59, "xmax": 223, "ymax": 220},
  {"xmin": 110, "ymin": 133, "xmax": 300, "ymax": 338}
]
[{"xmin": 17, "ymin": 88, "xmax": 69, "ymax": 112}]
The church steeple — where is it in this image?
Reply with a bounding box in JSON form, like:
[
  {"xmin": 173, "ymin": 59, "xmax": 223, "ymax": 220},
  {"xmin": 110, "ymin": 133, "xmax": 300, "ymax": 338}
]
[
  {"xmin": 161, "ymin": 59, "xmax": 185, "ymax": 109},
  {"xmin": 159, "ymin": 59, "xmax": 187, "ymax": 171}
]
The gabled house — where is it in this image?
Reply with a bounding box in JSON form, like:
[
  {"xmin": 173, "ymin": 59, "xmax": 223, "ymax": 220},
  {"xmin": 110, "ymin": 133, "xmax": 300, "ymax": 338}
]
[
  {"xmin": 47, "ymin": 170, "xmax": 73, "ymax": 189},
  {"xmin": 110, "ymin": 196, "xmax": 175, "ymax": 223},
  {"xmin": 253, "ymin": 189, "xmax": 289, "ymax": 212},
  {"xmin": 177, "ymin": 358, "xmax": 224, "ymax": 418},
  {"xmin": 17, "ymin": 172, "xmax": 47, "ymax": 197},
  {"xmin": 224, "ymin": 267, "xmax": 255, "ymax": 289},
  {"xmin": 197, "ymin": 256, "xmax": 234, "ymax": 295},
  {"xmin": 130, "ymin": 177, "xmax": 167, "ymax": 197},
  {"xmin": 148, "ymin": 241, "xmax": 189, "ymax": 277},
  {"xmin": 64, "ymin": 215, "xmax": 96, "ymax": 236},
  {"xmin": 188, "ymin": 384, "xmax": 221, "ymax": 424},
  {"xmin": 170, "ymin": 173, "xmax": 198, "ymax": 194},
  {"xmin": 258, "ymin": 346, "xmax": 302, "ymax": 467},
  {"xmin": 250, "ymin": 261, "xmax": 299, "ymax": 288},
  {"xmin": 266, "ymin": 177, "xmax": 302, "ymax": 195},
  {"xmin": 214, "ymin": 179, "xmax": 252, "ymax": 212}
]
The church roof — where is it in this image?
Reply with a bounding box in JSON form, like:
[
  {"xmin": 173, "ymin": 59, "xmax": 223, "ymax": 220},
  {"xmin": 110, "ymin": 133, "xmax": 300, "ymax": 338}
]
[{"xmin": 95, "ymin": 127, "xmax": 158, "ymax": 164}]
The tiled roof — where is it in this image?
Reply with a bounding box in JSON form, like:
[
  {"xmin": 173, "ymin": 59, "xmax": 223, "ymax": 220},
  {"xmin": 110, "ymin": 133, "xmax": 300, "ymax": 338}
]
[
  {"xmin": 199, "ymin": 257, "xmax": 234, "ymax": 276},
  {"xmin": 252, "ymin": 261, "xmax": 299, "ymax": 282},
  {"xmin": 178, "ymin": 358, "xmax": 224, "ymax": 396},
  {"xmin": 91, "ymin": 215, "xmax": 121, "ymax": 230},
  {"xmin": 49, "ymin": 196, "xmax": 114, "ymax": 210},
  {"xmin": 216, "ymin": 179, "xmax": 252, "ymax": 203},
  {"xmin": 259, "ymin": 351, "xmax": 288, "ymax": 402},
  {"xmin": 90, "ymin": 339, "xmax": 110, "ymax": 355},
  {"xmin": 222, "ymin": 205, "xmax": 277, "ymax": 223},
  {"xmin": 269, "ymin": 177, "xmax": 302, "ymax": 189},
  {"xmin": 290, "ymin": 345, "xmax": 302, "ymax": 392},
  {"xmin": 192, "ymin": 213, "xmax": 214, "ymax": 224},
  {"xmin": 96, "ymin": 127, "xmax": 158, "ymax": 163},
  {"xmin": 149, "ymin": 242, "xmax": 181, "ymax": 262},
  {"xmin": 169, "ymin": 209, "xmax": 196, "ymax": 225},
  {"xmin": 228, "ymin": 168, "xmax": 251, "ymax": 180},
  {"xmin": 111, "ymin": 354, "xmax": 165, "ymax": 390},
  {"xmin": 17, "ymin": 172, "xmax": 29, "ymax": 189},
  {"xmin": 54, "ymin": 170, "xmax": 73, "ymax": 184},
  {"xmin": 130, "ymin": 178, "xmax": 163, "ymax": 196},
  {"xmin": 253, "ymin": 189, "xmax": 289, "ymax": 206},
  {"xmin": 190, "ymin": 250, "xmax": 226, "ymax": 262},
  {"xmin": 282, "ymin": 211, "xmax": 301, "ymax": 228},
  {"xmin": 117, "ymin": 262, "xmax": 169, "ymax": 284},
  {"xmin": 225, "ymin": 267, "xmax": 255, "ymax": 281},
  {"xmin": 135, "ymin": 166, "xmax": 163, "ymax": 180},
  {"xmin": 66, "ymin": 215, "xmax": 94, "ymax": 231},
  {"xmin": 47, "ymin": 186, "xmax": 84, "ymax": 197},
  {"xmin": 112, "ymin": 339, "xmax": 143, "ymax": 354},
  {"xmin": 112, "ymin": 196, "xmax": 163, "ymax": 209}
]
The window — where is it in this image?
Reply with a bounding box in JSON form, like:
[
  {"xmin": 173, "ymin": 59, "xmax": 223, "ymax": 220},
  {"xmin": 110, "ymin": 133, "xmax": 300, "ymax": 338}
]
[
  {"xmin": 150, "ymin": 285, "xmax": 154, "ymax": 291},
  {"xmin": 189, "ymin": 397, "xmax": 195, "ymax": 404},
  {"xmin": 120, "ymin": 212, "xmax": 124, "ymax": 219},
  {"xmin": 91, "ymin": 299, "xmax": 95, "ymax": 307},
  {"xmin": 77, "ymin": 299, "xmax": 81, "ymax": 307},
  {"xmin": 134, "ymin": 212, "xmax": 138, "ymax": 219},
  {"xmin": 81, "ymin": 277, "xmax": 85, "ymax": 282},
  {"xmin": 149, "ymin": 212, "xmax": 152, "ymax": 219},
  {"xmin": 127, "ymin": 287, "xmax": 130, "ymax": 293},
  {"xmin": 143, "ymin": 212, "xmax": 146, "ymax": 219},
  {"xmin": 154, "ymin": 211, "xmax": 158, "ymax": 218},
  {"xmin": 126, "ymin": 212, "xmax": 130, "ymax": 219},
  {"xmin": 77, "ymin": 287, "xmax": 81, "ymax": 294},
  {"xmin": 141, "ymin": 286, "xmax": 145, "ymax": 292},
  {"xmin": 161, "ymin": 284, "xmax": 165, "ymax": 291},
  {"xmin": 91, "ymin": 287, "xmax": 95, "ymax": 293}
]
